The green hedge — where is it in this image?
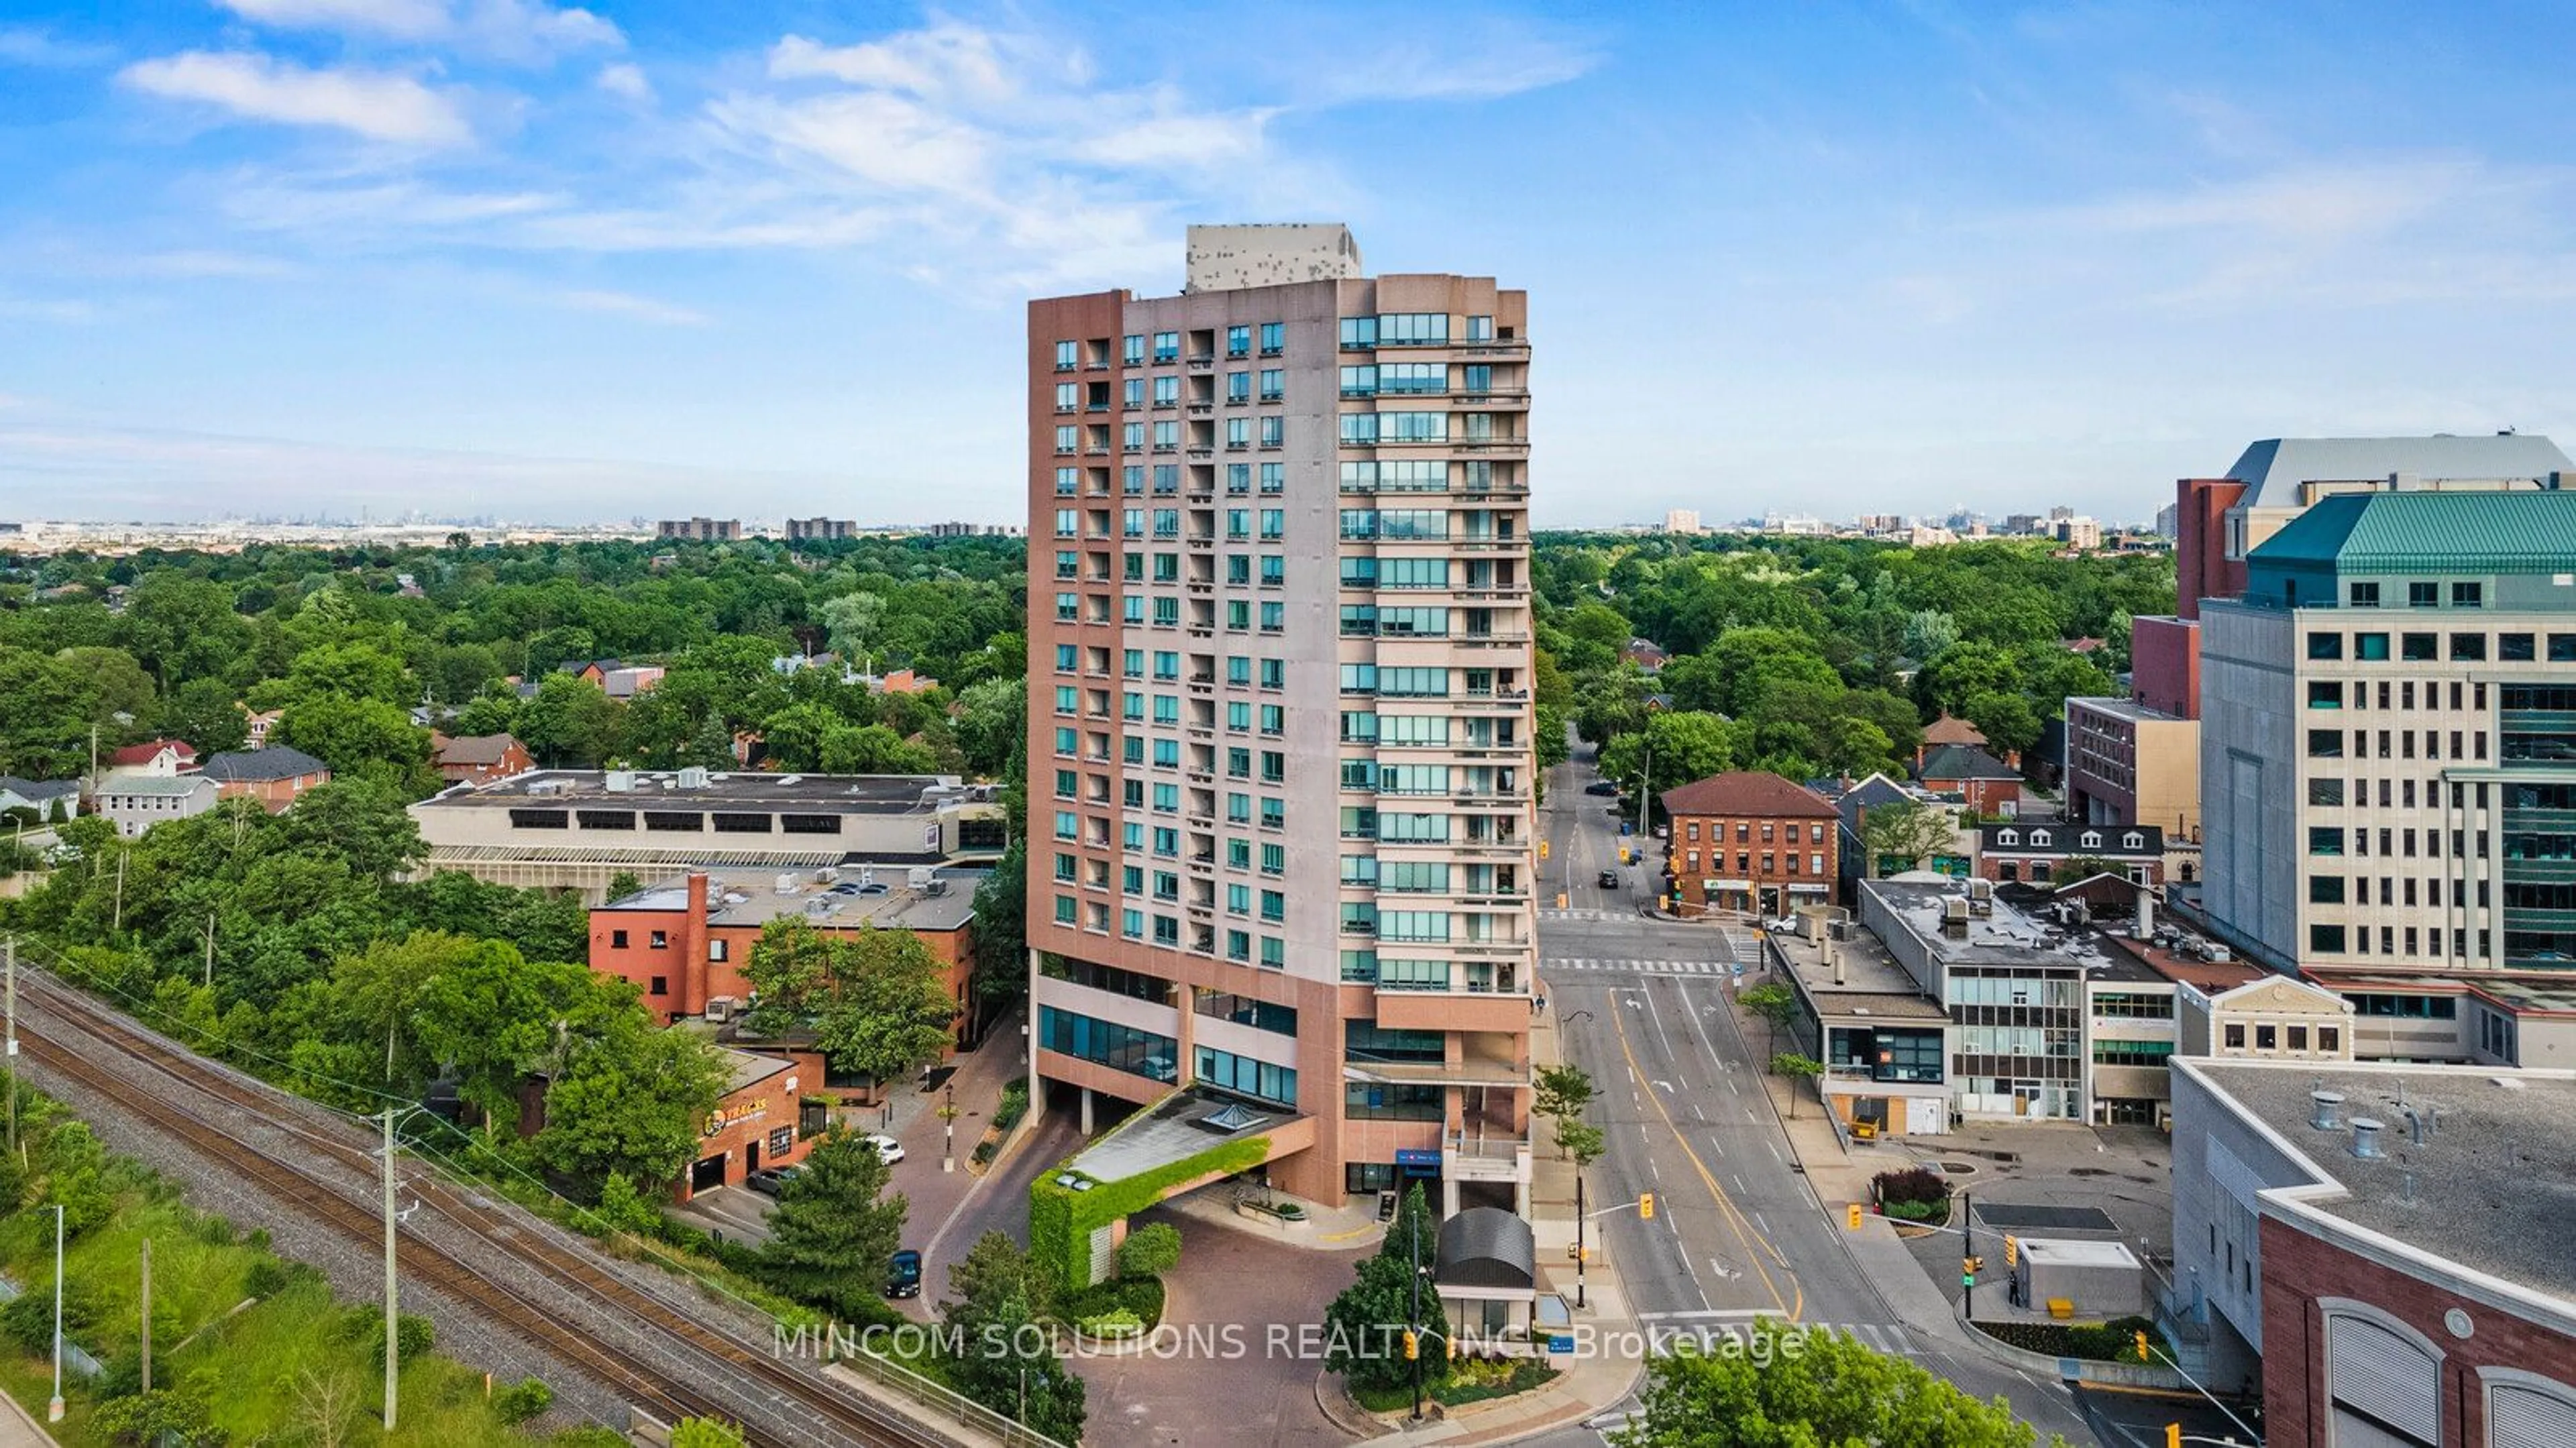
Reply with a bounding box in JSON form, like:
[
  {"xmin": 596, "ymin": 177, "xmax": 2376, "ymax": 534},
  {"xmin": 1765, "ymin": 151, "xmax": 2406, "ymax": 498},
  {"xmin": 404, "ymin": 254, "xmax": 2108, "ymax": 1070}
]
[
  {"xmin": 1028, "ymin": 1134, "xmax": 1272, "ymax": 1292},
  {"xmin": 1978, "ymin": 1315, "xmax": 2167, "ymax": 1363}
]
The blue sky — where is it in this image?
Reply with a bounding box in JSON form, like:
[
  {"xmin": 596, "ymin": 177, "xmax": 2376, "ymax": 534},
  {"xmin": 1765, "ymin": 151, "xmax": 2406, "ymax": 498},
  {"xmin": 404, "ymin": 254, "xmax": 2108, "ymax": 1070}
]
[{"xmin": 4, "ymin": 1, "xmax": 2575, "ymax": 526}]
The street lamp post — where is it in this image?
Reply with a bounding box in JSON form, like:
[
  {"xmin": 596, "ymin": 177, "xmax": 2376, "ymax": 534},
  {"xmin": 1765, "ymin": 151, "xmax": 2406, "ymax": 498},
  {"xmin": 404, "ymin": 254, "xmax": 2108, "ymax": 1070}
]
[
  {"xmin": 941, "ymin": 1081, "xmax": 957, "ymax": 1174},
  {"xmin": 1407, "ymin": 1209, "xmax": 1426, "ymax": 1423},
  {"xmin": 46, "ymin": 1203, "xmax": 63, "ymax": 1423}
]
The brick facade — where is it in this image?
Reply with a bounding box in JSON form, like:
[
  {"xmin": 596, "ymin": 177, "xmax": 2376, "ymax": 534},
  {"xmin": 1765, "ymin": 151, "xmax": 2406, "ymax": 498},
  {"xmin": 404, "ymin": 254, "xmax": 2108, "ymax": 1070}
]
[{"xmin": 2260, "ymin": 1214, "xmax": 2576, "ymax": 1446}]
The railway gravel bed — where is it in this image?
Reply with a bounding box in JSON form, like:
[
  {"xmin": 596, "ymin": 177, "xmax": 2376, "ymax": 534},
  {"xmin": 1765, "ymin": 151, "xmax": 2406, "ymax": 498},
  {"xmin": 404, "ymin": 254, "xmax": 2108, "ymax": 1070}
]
[{"xmin": 10, "ymin": 968, "xmax": 968, "ymax": 1448}]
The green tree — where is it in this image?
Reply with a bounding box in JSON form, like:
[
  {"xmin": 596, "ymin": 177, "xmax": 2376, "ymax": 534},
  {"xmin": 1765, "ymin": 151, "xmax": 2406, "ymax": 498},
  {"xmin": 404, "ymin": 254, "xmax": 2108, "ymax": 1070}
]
[
  {"xmin": 518, "ymin": 673, "xmax": 619, "ymax": 767},
  {"xmin": 1771, "ymin": 1053, "xmax": 1824, "ymax": 1118},
  {"xmin": 1739, "ymin": 981, "xmax": 1799, "ymax": 1058},
  {"xmin": 944, "ymin": 1229, "xmax": 1055, "ymax": 1325},
  {"xmin": 820, "ymin": 591, "xmax": 885, "ymax": 665},
  {"xmin": 1615, "ymin": 1319, "xmax": 2067, "ymax": 1447},
  {"xmin": 535, "ymin": 1017, "xmax": 729, "ymax": 1190},
  {"xmin": 1532, "ymin": 1063, "xmax": 1597, "ymax": 1160},
  {"xmin": 756, "ymin": 1129, "xmax": 908, "ymax": 1319},
  {"xmin": 1597, "ymin": 710, "xmax": 1744, "ymax": 800},
  {"xmin": 1556, "ymin": 1117, "xmax": 1607, "ymax": 1167},
  {"xmin": 950, "ymin": 1287, "xmax": 1086, "ymax": 1441},
  {"xmin": 1322, "ymin": 1183, "xmax": 1446, "ymax": 1394},
  {"xmin": 952, "ymin": 677, "xmax": 1023, "ymax": 778},
  {"xmin": 1116, "ymin": 1220, "xmax": 1183, "ymax": 1280},
  {"xmin": 274, "ymin": 695, "xmax": 431, "ymax": 782},
  {"xmin": 1961, "ymin": 689, "xmax": 2040, "ymax": 761},
  {"xmin": 745, "ymin": 919, "xmax": 955, "ymax": 1084},
  {"xmin": 163, "ymin": 677, "xmax": 251, "ymax": 757},
  {"xmin": 1861, "ymin": 797, "xmax": 1958, "ymax": 877}
]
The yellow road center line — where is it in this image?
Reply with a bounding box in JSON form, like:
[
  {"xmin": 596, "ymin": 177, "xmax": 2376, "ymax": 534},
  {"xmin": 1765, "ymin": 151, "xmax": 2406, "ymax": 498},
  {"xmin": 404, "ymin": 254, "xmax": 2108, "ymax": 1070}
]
[{"xmin": 1610, "ymin": 999, "xmax": 1801, "ymax": 1321}]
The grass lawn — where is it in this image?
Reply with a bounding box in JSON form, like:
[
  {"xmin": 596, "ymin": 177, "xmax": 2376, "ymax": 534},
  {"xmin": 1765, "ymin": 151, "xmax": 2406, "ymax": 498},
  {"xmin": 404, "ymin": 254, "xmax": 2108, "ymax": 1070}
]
[{"xmin": 0, "ymin": 1092, "xmax": 568, "ymax": 1445}]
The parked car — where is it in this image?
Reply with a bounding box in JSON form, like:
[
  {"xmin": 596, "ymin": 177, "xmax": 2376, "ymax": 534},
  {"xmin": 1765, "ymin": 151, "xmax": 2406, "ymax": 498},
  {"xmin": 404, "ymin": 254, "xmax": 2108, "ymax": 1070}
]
[
  {"xmin": 863, "ymin": 1133, "xmax": 906, "ymax": 1165},
  {"xmin": 1583, "ymin": 780, "xmax": 1619, "ymax": 796},
  {"xmin": 746, "ymin": 1166, "xmax": 802, "ymax": 1196},
  {"xmin": 1597, "ymin": 869, "xmax": 1622, "ymax": 889},
  {"xmin": 885, "ymin": 1249, "xmax": 922, "ymax": 1298}
]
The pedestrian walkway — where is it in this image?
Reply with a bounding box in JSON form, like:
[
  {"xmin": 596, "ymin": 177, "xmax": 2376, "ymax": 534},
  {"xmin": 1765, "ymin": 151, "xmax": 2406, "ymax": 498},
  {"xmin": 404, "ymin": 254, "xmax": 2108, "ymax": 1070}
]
[
  {"xmin": 1631, "ymin": 1309, "xmax": 1923, "ymax": 1358},
  {"xmin": 1537, "ymin": 907, "xmax": 1634, "ymax": 922},
  {"xmin": 1541, "ymin": 956, "xmax": 1742, "ymax": 977}
]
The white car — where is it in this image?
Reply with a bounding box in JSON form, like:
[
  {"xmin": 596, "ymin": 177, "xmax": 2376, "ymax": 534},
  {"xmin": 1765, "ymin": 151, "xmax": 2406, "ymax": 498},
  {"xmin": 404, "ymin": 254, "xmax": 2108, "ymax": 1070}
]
[{"xmin": 863, "ymin": 1133, "xmax": 906, "ymax": 1165}]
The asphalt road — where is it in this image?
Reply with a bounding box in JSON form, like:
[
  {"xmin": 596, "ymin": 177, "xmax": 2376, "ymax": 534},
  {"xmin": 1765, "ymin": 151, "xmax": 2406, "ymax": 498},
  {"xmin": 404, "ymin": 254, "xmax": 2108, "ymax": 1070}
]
[{"xmin": 1527, "ymin": 740, "xmax": 2097, "ymax": 1447}]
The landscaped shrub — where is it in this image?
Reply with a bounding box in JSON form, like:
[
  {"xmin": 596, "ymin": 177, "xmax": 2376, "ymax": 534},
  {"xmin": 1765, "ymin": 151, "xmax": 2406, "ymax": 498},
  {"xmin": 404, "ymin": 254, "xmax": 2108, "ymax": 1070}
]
[
  {"xmin": 994, "ymin": 1080, "xmax": 1030, "ymax": 1133},
  {"xmin": 1074, "ymin": 1308, "xmax": 1143, "ymax": 1339},
  {"xmin": 1872, "ymin": 1166, "xmax": 1949, "ymax": 1207},
  {"xmin": 1116, "ymin": 1221, "xmax": 1181, "ymax": 1280},
  {"xmin": 1979, "ymin": 1315, "xmax": 2167, "ymax": 1363},
  {"xmin": 492, "ymin": 1376, "xmax": 554, "ymax": 1424},
  {"xmin": 244, "ymin": 1257, "xmax": 292, "ymax": 1298}
]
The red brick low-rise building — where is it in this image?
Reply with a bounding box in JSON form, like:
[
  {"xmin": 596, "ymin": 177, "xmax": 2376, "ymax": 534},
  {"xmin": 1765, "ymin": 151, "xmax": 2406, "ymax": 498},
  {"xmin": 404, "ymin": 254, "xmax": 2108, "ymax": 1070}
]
[
  {"xmin": 1973, "ymin": 821, "xmax": 2165, "ymax": 886},
  {"xmin": 197, "ymin": 746, "xmax": 331, "ymax": 812},
  {"xmin": 678, "ymin": 1048, "xmax": 819, "ymax": 1201},
  {"xmin": 431, "ymin": 731, "xmax": 533, "ymax": 785},
  {"xmin": 588, "ymin": 866, "xmax": 982, "ymax": 1038},
  {"xmin": 2169, "ymin": 1060, "xmax": 2576, "ymax": 1443},
  {"xmin": 1660, "ymin": 771, "xmax": 1839, "ymax": 917}
]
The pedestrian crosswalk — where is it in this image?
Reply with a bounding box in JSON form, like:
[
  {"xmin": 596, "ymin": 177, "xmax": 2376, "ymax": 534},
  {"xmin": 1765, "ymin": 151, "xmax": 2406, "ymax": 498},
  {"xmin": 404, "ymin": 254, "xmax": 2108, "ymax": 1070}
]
[
  {"xmin": 1542, "ymin": 956, "xmax": 1740, "ymax": 977},
  {"xmin": 1538, "ymin": 907, "xmax": 1629, "ymax": 922},
  {"xmin": 1627, "ymin": 1313, "xmax": 1924, "ymax": 1357}
]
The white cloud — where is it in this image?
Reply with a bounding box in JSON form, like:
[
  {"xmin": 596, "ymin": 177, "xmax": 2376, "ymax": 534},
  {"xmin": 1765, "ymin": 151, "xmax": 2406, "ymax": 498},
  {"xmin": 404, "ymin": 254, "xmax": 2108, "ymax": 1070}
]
[
  {"xmin": 0, "ymin": 25, "xmax": 116, "ymax": 68},
  {"xmin": 708, "ymin": 91, "xmax": 991, "ymax": 195},
  {"xmin": 119, "ymin": 51, "xmax": 474, "ymax": 146},
  {"xmin": 554, "ymin": 288, "xmax": 705, "ymax": 325},
  {"xmin": 594, "ymin": 61, "xmax": 651, "ymax": 102},
  {"xmin": 217, "ymin": 0, "xmax": 621, "ymax": 62},
  {"xmin": 768, "ymin": 25, "xmax": 1017, "ymax": 101},
  {"xmin": 223, "ymin": 178, "xmax": 564, "ymax": 231},
  {"xmin": 2039, "ymin": 160, "xmax": 2489, "ymax": 241},
  {"xmin": 1069, "ymin": 108, "xmax": 1272, "ymax": 170}
]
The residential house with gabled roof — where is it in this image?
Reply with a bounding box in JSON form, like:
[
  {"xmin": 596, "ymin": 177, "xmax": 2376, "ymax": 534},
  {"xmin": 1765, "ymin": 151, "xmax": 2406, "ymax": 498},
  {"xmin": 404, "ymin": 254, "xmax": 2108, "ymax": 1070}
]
[
  {"xmin": 198, "ymin": 746, "xmax": 330, "ymax": 813},
  {"xmin": 431, "ymin": 732, "xmax": 533, "ymax": 785},
  {"xmin": 1915, "ymin": 742, "xmax": 2022, "ymax": 816},
  {"xmin": 107, "ymin": 739, "xmax": 197, "ymax": 775}
]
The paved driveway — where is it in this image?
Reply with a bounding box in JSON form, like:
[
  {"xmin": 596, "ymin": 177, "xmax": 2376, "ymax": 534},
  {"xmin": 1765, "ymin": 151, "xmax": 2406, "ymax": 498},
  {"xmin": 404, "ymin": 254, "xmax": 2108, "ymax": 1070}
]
[{"xmin": 1071, "ymin": 1206, "xmax": 1368, "ymax": 1447}]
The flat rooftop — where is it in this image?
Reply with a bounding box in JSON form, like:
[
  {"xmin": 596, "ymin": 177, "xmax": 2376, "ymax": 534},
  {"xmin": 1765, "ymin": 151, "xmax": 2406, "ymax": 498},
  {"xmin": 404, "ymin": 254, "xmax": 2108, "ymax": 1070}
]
[
  {"xmin": 418, "ymin": 768, "xmax": 975, "ymax": 813},
  {"xmin": 1065, "ymin": 1085, "xmax": 1309, "ymax": 1184},
  {"xmin": 1772, "ymin": 926, "xmax": 1949, "ymax": 1022},
  {"xmin": 602, "ymin": 865, "xmax": 986, "ymax": 934},
  {"xmin": 1868, "ymin": 879, "xmax": 2164, "ymax": 983},
  {"xmin": 2066, "ymin": 695, "xmax": 2188, "ymax": 725},
  {"xmin": 2196, "ymin": 1061, "xmax": 2576, "ymax": 1300}
]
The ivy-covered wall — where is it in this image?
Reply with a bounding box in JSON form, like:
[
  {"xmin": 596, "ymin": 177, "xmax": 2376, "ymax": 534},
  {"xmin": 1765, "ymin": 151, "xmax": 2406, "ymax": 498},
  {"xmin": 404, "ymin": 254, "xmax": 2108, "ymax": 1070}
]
[{"xmin": 1027, "ymin": 1133, "xmax": 1275, "ymax": 1292}]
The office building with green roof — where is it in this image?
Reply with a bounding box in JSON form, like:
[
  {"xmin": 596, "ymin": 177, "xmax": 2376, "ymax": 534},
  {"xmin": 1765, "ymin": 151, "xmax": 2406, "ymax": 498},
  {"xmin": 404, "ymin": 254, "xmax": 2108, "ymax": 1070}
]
[{"xmin": 2200, "ymin": 488, "xmax": 2576, "ymax": 1003}]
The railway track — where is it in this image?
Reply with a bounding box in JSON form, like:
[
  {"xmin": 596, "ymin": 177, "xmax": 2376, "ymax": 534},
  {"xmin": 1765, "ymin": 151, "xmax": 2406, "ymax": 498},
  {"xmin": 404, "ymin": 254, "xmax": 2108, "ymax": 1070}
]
[{"xmin": 13, "ymin": 969, "xmax": 961, "ymax": 1448}]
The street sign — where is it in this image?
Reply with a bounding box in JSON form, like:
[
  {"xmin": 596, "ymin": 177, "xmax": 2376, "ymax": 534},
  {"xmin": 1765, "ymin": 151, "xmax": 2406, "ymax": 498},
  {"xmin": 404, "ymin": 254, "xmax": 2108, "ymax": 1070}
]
[{"xmin": 1547, "ymin": 1333, "xmax": 1574, "ymax": 1354}]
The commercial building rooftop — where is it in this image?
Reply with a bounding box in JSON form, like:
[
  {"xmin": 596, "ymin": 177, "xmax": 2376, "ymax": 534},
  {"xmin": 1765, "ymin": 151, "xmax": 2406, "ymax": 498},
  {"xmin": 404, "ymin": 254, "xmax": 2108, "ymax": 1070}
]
[
  {"xmin": 600, "ymin": 865, "xmax": 985, "ymax": 934},
  {"xmin": 1771, "ymin": 920, "xmax": 1949, "ymax": 1021},
  {"xmin": 2224, "ymin": 434, "xmax": 2573, "ymax": 508},
  {"xmin": 424, "ymin": 768, "xmax": 975, "ymax": 812},
  {"xmin": 1866, "ymin": 879, "xmax": 2163, "ymax": 982},
  {"xmin": 2248, "ymin": 487, "xmax": 2576, "ymax": 573},
  {"xmin": 2065, "ymin": 695, "xmax": 2188, "ymax": 725},
  {"xmin": 2190, "ymin": 1060, "xmax": 2576, "ymax": 1301},
  {"xmin": 1659, "ymin": 771, "xmax": 1838, "ymax": 820}
]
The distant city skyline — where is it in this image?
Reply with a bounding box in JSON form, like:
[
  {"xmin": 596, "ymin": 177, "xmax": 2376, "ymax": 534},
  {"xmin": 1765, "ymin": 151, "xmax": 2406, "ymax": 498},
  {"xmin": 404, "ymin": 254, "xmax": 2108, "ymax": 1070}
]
[{"xmin": 5, "ymin": 3, "xmax": 2573, "ymax": 522}]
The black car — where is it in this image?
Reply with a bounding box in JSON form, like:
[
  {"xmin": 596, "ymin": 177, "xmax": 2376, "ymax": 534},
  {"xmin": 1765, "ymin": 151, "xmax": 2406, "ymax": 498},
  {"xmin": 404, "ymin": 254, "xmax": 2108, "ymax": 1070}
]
[
  {"xmin": 1598, "ymin": 869, "xmax": 1622, "ymax": 889},
  {"xmin": 885, "ymin": 1249, "xmax": 922, "ymax": 1299},
  {"xmin": 1583, "ymin": 781, "xmax": 1619, "ymax": 796}
]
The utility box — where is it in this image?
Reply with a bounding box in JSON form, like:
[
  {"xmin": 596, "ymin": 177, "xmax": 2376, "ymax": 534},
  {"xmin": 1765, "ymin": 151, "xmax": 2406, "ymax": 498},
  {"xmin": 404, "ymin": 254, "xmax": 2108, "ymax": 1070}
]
[{"xmin": 2010, "ymin": 1238, "xmax": 2143, "ymax": 1317}]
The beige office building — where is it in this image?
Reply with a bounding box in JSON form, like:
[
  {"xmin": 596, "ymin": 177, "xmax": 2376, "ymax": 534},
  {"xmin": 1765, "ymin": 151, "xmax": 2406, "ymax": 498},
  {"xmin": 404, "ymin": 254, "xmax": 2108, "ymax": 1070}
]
[{"xmin": 1024, "ymin": 225, "xmax": 1536, "ymax": 1210}]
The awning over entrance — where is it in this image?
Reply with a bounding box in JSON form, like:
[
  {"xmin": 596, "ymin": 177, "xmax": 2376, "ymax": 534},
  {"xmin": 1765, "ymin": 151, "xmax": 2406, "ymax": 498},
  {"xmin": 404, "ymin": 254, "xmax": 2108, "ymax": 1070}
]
[
  {"xmin": 1061, "ymin": 1084, "xmax": 1314, "ymax": 1187},
  {"xmin": 1434, "ymin": 1206, "xmax": 1536, "ymax": 1292}
]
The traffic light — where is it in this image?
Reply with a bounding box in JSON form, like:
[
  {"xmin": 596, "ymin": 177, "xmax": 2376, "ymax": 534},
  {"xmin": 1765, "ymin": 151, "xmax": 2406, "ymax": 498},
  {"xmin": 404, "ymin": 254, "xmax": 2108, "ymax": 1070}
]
[
  {"xmin": 1638, "ymin": 1192, "xmax": 1656, "ymax": 1221},
  {"xmin": 1446, "ymin": 1332, "xmax": 1460, "ymax": 1361},
  {"xmin": 1540, "ymin": 840, "xmax": 1550, "ymax": 860},
  {"xmin": 2135, "ymin": 1330, "xmax": 2151, "ymax": 1363},
  {"xmin": 2004, "ymin": 1235, "xmax": 2019, "ymax": 1268},
  {"xmin": 1845, "ymin": 1203, "xmax": 1864, "ymax": 1231},
  {"xmin": 1403, "ymin": 1330, "xmax": 1419, "ymax": 1361},
  {"xmin": 2164, "ymin": 1425, "xmax": 2181, "ymax": 1448},
  {"xmin": 1962, "ymin": 1255, "xmax": 1984, "ymax": 1276}
]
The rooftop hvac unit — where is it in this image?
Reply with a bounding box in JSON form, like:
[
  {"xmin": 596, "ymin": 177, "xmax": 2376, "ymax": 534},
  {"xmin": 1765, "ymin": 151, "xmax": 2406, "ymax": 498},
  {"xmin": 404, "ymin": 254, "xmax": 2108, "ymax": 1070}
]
[
  {"xmin": 704, "ymin": 995, "xmax": 735, "ymax": 1024},
  {"xmin": 1828, "ymin": 919, "xmax": 1854, "ymax": 942},
  {"xmin": 775, "ymin": 873, "xmax": 799, "ymax": 895},
  {"xmin": 604, "ymin": 770, "xmax": 635, "ymax": 792},
  {"xmin": 906, "ymin": 866, "xmax": 936, "ymax": 891},
  {"xmin": 816, "ymin": 867, "xmax": 839, "ymax": 884},
  {"xmin": 678, "ymin": 766, "xmax": 710, "ymax": 789}
]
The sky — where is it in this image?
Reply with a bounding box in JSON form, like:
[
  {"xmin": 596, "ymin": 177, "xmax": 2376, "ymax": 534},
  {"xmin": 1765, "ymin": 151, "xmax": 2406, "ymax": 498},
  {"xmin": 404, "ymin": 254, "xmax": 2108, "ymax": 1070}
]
[{"xmin": 5, "ymin": 1, "xmax": 2576, "ymax": 527}]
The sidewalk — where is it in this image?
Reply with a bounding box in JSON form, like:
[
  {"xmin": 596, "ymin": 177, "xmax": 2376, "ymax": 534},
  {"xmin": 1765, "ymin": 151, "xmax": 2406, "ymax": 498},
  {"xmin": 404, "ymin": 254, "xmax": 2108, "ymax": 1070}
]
[{"xmin": 1330, "ymin": 1003, "xmax": 1645, "ymax": 1445}]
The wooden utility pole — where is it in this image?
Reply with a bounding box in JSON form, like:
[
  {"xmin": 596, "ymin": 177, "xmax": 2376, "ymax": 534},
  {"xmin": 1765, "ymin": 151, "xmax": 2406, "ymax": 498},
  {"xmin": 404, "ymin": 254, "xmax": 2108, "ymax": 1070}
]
[
  {"xmin": 140, "ymin": 1237, "xmax": 151, "ymax": 1393},
  {"xmin": 201, "ymin": 914, "xmax": 216, "ymax": 987}
]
